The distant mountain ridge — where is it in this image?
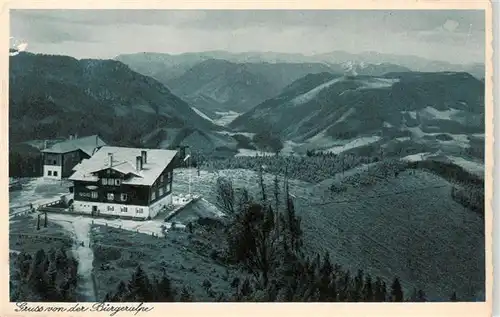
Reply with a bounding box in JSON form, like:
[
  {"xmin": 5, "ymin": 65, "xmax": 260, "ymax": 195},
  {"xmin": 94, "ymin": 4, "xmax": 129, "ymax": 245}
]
[
  {"xmin": 117, "ymin": 54, "xmax": 412, "ymax": 113},
  {"xmin": 116, "ymin": 50, "xmax": 484, "ymax": 80}
]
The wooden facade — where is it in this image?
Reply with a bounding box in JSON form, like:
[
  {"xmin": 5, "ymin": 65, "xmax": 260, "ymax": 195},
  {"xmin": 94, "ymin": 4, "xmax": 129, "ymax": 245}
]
[{"xmin": 72, "ymin": 161, "xmax": 174, "ymax": 218}]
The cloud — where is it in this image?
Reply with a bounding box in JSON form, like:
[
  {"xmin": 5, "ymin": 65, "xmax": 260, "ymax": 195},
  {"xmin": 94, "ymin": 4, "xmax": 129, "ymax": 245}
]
[
  {"xmin": 10, "ymin": 10, "xmax": 97, "ymax": 44},
  {"xmin": 443, "ymin": 19, "xmax": 460, "ymax": 32},
  {"xmin": 9, "ymin": 9, "xmax": 485, "ymax": 64}
]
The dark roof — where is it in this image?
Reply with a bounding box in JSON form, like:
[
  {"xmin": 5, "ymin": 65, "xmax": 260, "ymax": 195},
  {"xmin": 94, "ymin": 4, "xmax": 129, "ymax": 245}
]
[{"xmin": 42, "ymin": 135, "xmax": 106, "ymax": 156}]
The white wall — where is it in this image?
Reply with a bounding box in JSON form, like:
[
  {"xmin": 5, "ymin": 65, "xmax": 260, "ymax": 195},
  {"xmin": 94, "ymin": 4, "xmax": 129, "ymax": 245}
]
[
  {"xmin": 43, "ymin": 165, "xmax": 62, "ymax": 179},
  {"xmin": 73, "ymin": 193, "xmax": 172, "ymax": 220},
  {"xmin": 149, "ymin": 193, "xmax": 173, "ymax": 218}
]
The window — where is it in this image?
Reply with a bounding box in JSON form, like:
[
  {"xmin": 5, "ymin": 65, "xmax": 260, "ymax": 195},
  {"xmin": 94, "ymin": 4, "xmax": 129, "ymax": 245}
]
[
  {"xmin": 160, "ymin": 175, "xmax": 164, "ymax": 182},
  {"xmin": 102, "ymin": 178, "xmax": 107, "ymax": 185},
  {"xmin": 136, "ymin": 208, "xmax": 143, "ymax": 214},
  {"xmin": 107, "ymin": 170, "xmax": 111, "ymax": 175},
  {"xmin": 107, "ymin": 206, "xmax": 114, "ymax": 211},
  {"xmin": 120, "ymin": 206, "xmax": 128, "ymax": 213},
  {"xmin": 107, "ymin": 193, "xmax": 114, "ymax": 201},
  {"xmin": 53, "ymin": 160, "xmax": 57, "ymax": 165},
  {"xmin": 159, "ymin": 187, "xmax": 164, "ymax": 196},
  {"xmin": 167, "ymin": 183, "xmax": 172, "ymax": 193},
  {"xmin": 151, "ymin": 191, "xmax": 156, "ymax": 201},
  {"xmin": 53, "ymin": 171, "xmax": 58, "ymax": 177},
  {"xmin": 48, "ymin": 171, "xmax": 52, "ymax": 176},
  {"xmin": 91, "ymin": 191, "xmax": 98, "ymax": 199},
  {"xmin": 115, "ymin": 179, "xmax": 121, "ymax": 186},
  {"xmin": 120, "ymin": 193, "xmax": 128, "ymax": 202}
]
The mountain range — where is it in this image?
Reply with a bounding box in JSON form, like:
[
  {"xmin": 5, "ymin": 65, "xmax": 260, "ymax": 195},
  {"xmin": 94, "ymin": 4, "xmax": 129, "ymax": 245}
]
[
  {"xmin": 116, "ymin": 50, "xmax": 484, "ymax": 81},
  {"xmin": 10, "ymin": 51, "xmax": 485, "ymax": 171},
  {"xmin": 9, "ymin": 52, "xmax": 221, "ymax": 148},
  {"xmin": 229, "ymin": 71, "xmax": 484, "ymax": 163},
  {"xmin": 116, "ymin": 53, "xmax": 414, "ymax": 114},
  {"xmin": 165, "ymin": 59, "xmax": 338, "ymax": 113}
]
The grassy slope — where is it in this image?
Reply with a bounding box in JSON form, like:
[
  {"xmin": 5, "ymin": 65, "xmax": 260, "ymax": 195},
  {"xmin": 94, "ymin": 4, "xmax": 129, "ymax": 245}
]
[
  {"xmin": 172, "ymin": 166, "xmax": 485, "ymax": 301},
  {"xmin": 90, "ymin": 224, "xmax": 238, "ymax": 301},
  {"xmin": 304, "ymin": 169, "xmax": 484, "ymax": 301},
  {"xmin": 10, "ymin": 214, "xmax": 73, "ymax": 254}
]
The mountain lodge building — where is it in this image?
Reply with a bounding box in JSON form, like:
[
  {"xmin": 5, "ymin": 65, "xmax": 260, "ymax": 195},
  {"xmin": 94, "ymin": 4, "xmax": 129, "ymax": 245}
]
[
  {"xmin": 68, "ymin": 146, "xmax": 178, "ymax": 220},
  {"xmin": 42, "ymin": 134, "xmax": 107, "ymax": 179}
]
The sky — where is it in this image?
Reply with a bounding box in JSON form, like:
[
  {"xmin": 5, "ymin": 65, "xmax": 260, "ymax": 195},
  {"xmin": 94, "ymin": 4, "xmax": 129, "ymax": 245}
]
[{"xmin": 10, "ymin": 10, "xmax": 485, "ymax": 64}]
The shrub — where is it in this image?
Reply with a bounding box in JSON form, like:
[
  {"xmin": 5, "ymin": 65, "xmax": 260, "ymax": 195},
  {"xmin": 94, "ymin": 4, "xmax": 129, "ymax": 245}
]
[
  {"xmin": 451, "ymin": 184, "xmax": 484, "ymax": 216},
  {"xmin": 93, "ymin": 245, "xmax": 122, "ymax": 263}
]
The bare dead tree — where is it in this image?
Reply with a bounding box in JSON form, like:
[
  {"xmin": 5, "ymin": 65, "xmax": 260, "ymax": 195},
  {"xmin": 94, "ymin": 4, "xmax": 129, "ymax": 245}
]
[
  {"xmin": 215, "ymin": 176, "xmax": 235, "ymax": 215},
  {"xmin": 258, "ymin": 162, "xmax": 267, "ymax": 202},
  {"xmin": 273, "ymin": 174, "xmax": 280, "ymax": 215}
]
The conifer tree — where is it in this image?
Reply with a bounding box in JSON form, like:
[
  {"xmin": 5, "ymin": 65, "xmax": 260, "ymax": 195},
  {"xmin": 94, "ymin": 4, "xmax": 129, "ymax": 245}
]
[
  {"xmin": 363, "ymin": 275, "xmax": 374, "ymax": 302},
  {"xmin": 157, "ymin": 272, "xmax": 175, "ymax": 301},
  {"xmin": 391, "ymin": 277, "xmax": 403, "ymax": 302},
  {"xmin": 382, "ymin": 281, "xmax": 388, "ymax": 301},
  {"xmin": 128, "ymin": 266, "xmax": 154, "ymax": 301},
  {"xmin": 450, "ymin": 291, "xmax": 458, "ymax": 302}
]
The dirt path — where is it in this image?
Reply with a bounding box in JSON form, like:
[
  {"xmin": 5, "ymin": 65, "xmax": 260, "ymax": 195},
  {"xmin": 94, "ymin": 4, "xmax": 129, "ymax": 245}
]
[
  {"xmin": 72, "ymin": 217, "xmax": 95, "ymax": 301},
  {"xmin": 49, "ymin": 214, "xmax": 96, "ymax": 301}
]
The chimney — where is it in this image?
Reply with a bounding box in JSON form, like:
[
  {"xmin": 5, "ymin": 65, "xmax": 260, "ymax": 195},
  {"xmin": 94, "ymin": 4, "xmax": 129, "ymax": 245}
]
[
  {"xmin": 141, "ymin": 150, "xmax": 147, "ymax": 165},
  {"xmin": 108, "ymin": 153, "xmax": 113, "ymax": 168},
  {"xmin": 136, "ymin": 156, "xmax": 143, "ymax": 172}
]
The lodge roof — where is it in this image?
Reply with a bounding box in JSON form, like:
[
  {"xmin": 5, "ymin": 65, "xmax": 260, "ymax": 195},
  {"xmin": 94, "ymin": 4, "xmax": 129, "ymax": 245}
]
[
  {"xmin": 68, "ymin": 146, "xmax": 178, "ymax": 186},
  {"xmin": 42, "ymin": 135, "xmax": 106, "ymax": 156}
]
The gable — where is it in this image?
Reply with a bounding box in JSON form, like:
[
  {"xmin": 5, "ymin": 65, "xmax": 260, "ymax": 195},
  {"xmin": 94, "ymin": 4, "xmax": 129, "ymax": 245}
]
[{"xmin": 95, "ymin": 168, "xmax": 126, "ymax": 179}]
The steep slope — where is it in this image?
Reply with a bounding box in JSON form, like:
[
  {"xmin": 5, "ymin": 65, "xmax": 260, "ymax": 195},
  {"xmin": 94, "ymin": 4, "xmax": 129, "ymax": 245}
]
[
  {"xmin": 9, "ymin": 52, "xmax": 221, "ymax": 147},
  {"xmin": 229, "ymin": 71, "xmax": 484, "ymax": 160},
  {"xmin": 164, "ymin": 59, "xmax": 342, "ymax": 113},
  {"xmin": 115, "ymin": 52, "xmax": 210, "ymax": 84},
  {"xmin": 164, "ymin": 59, "xmax": 277, "ymax": 113}
]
